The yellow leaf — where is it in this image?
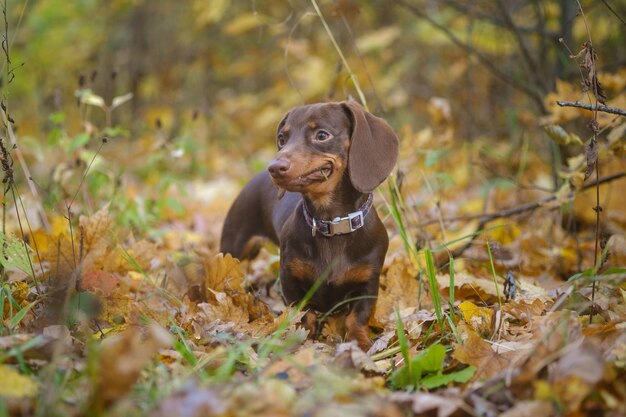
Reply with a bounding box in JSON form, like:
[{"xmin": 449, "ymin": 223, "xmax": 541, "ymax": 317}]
[
  {"xmin": 436, "ymin": 273, "xmax": 500, "ymax": 304},
  {"xmin": 534, "ymin": 379, "xmax": 555, "ymax": 400},
  {"xmin": 193, "ymin": 0, "xmax": 229, "ymax": 26},
  {"xmin": 224, "ymin": 13, "xmax": 265, "ymax": 36},
  {"xmin": 543, "ymin": 125, "xmax": 583, "ymax": 146},
  {"xmin": 0, "ymin": 365, "xmax": 37, "ymax": 398},
  {"xmin": 356, "ymin": 26, "xmax": 401, "ymax": 52},
  {"xmin": 459, "ymin": 301, "xmax": 493, "ymax": 335},
  {"xmin": 204, "ymin": 253, "xmax": 245, "ymax": 293}
]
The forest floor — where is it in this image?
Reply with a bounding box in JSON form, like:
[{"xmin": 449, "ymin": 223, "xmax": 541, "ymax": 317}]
[{"xmin": 1, "ymin": 127, "xmax": 625, "ymax": 417}]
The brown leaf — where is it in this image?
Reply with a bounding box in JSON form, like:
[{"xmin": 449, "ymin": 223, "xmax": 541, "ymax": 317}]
[
  {"xmin": 552, "ymin": 342, "xmax": 604, "ymax": 385},
  {"xmin": 584, "ymin": 137, "xmax": 598, "ymax": 181},
  {"xmin": 80, "ymin": 271, "xmax": 119, "ymax": 295},
  {"xmin": 334, "ymin": 342, "xmax": 384, "ymax": 374},
  {"xmin": 375, "ymin": 257, "xmax": 421, "ymax": 323},
  {"xmin": 502, "ymin": 298, "xmax": 548, "ymax": 324},
  {"xmin": 389, "ymin": 391, "xmax": 462, "ymax": 417},
  {"xmin": 578, "ymin": 42, "xmax": 607, "ymax": 104},
  {"xmin": 453, "ymin": 329, "xmax": 516, "ymax": 380},
  {"xmin": 437, "ymin": 272, "xmax": 501, "ymax": 304},
  {"xmin": 151, "ymin": 386, "xmax": 227, "ymax": 417},
  {"xmin": 93, "ymin": 324, "xmax": 172, "ymax": 409},
  {"xmin": 203, "ymin": 253, "xmax": 245, "ymax": 294},
  {"xmin": 262, "ymin": 346, "xmax": 322, "ymax": 390},
  {"xmin": 499, "ymin": 400, "xmax": 555, "ymax": 417},
  {"xmin": 79, "ymin": 206, "xmax": 114, "ymax": 256}
]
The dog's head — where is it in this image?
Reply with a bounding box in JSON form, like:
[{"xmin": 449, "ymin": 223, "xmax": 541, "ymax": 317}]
[{"xmin": 268, "ymin": 101, "xmax": 398, "ymax": 199}]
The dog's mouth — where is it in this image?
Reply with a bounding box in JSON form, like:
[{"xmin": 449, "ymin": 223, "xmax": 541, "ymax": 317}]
[
  {"xmin": 277, "ymin": 162, "xmax": 334, "ymax": 188},
  {"xmin": 303, "ymin": 162, "xmax": 333, "ymax": 182}
]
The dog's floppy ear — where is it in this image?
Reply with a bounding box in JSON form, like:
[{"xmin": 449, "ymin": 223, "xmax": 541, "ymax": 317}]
[{"xmin": 342, "ymin": 101, "xmax": 399, "ymax": 193}]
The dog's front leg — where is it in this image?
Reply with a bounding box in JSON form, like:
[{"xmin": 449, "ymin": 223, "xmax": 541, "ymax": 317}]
[{"xmin": 344, "ymin": 275, "xmax": 380, "ymax": 351}]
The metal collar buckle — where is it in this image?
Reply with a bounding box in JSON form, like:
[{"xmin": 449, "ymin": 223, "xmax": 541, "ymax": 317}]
[
  {"xmin": 326, "ymin": 211, "xmax": 364, "ymax": 236},
  {"xmin": 303, "ymin": 193, "xmax": 373, "ymax": 238}
]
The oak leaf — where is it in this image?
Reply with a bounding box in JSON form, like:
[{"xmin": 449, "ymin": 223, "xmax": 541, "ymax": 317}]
[
  {"xmin": 459, "ymin": 301, "xmax": 493, "ymax": 335},
  {"xmin": 203, "ymin": 253, "xmax": 245, "ymax": 294},
  {"xmin": 453, "ymin": 329, "xmax": 515, "ymax": 380},
  {"xmin": 93, "ymin": 324, "xmax": 172, "ymax": 409}
]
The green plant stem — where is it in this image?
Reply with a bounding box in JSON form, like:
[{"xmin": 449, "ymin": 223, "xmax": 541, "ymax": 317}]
[
  {"xmin": 425, "ymin": 249, "xmax": 444, "ymax": 328},
  {"xmin": 310, "ymin": 0, "xmax": 367, "ymax": 109},
  {"xmin": 486, "ymin": 241, "xmax": 503, "ymax": 308}
]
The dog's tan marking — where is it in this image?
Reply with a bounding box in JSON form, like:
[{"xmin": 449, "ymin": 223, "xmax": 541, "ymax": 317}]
[
  {"xmin": 302, "ymin": 310, "xmax": 318, "ymax": 338},
  {"xmin": 342, "ymin": 264, "xmax": 374, "ymax": 285},
  {"xmin": 308, "ymin": 121, "xmax": 317, "ymax": 129},
  {"xmin": 345, "ymin": 311, "xmax": 371, "ymax": 351},
  {"xmin": 287, "ymin": 258, "xmax": 315, "ymax": 280}
]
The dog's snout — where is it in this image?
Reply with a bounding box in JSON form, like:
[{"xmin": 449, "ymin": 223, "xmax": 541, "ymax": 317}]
[{"xmin": 268, "ymin": 158, "xmax": 291, "ymax": 178}]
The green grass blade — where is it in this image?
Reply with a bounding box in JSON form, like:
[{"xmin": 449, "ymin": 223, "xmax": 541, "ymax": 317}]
[
  {"xmin": 8, "ymin": 300, "xmax": 36, "ymax": 330},
  {"xmin": 486, "ymin": 241, "xmax": 503, "ymax": 308},
  {"xmin": 424, "ymin": 249, "xmax": 443, "ymax": 328}
]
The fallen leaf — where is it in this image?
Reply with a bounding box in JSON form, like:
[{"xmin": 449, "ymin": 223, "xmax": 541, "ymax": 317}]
[
  {"xmin": 80, "ymin": 270, "xmax": 119, "ymax": 295},
  {"xmin": 555, "ymin": 342, "xmax": 604, "ymax": 385},
  {"xmin": 151, "ymin": 386, "xmax": 228, "ymax": 417},
  {"xmin": 93, "ymin": 323, "xmax": 172, "ymax": 409},
  {"xmin": 502, "ymin": 298, "xmax": 547, "ymax": 324},
  {"xmin": 453, "ymin": 328, "xmax": 516, "ymax": 380},
  {"xmin": 437, "ymin": 273, "xmax": 501, "ymax": 304},
  {"xmin": 0, "ymin": 365, "xmax": 38, "ymax": 398},
  {"xmin": 499, "ymin": 400, "xmax": 555, "ymax": 417},
  {"xmin": 376, "ymin": 257, "xmax": 422, "ymax": 323},
  {"xmin": 459, "ymin": 300, "xmax": 494, "ymax": 335},
  {"xmin": 389, "ymin": 391, "xmax": 462, "ymax": 417},
  {"xmin": 203, "ymin": 253, "xmax": 245, "ymax": 294},
  {"xmin": 334, "ymin": 342, "xmax": 385, "ymax": 374}
]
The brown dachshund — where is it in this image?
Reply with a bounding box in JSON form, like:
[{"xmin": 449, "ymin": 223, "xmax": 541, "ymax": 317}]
[{"xmin": 220, "ymin": 101, "xmax": 399, "ymax": 350}]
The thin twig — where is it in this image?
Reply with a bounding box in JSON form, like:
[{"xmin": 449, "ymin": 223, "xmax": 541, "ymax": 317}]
[
  {"xmin": 338, "ymin": 12, "xmax": 383, "ymax": 112},
  {"xmin": 284, "ymin": 12, "xmax": 314, "ymax": 103},
  {"xmin": 600, "ymin": 0, "xmax": 626, "ymax": 27},
  {"xmin": 419, "ymin": 172, "xmax": 626, "ymax": 227},
  {"xmin": 1, "ymin": 108, "xmax": 50, "ymax": 230},
  {"xmin": 575, "ymin": 0, "xmax": 601, "ymax": 321},
  {"xmin": 591, "ymin": 159, "xmax": 600, "ymax": 317},
  {"xmin": 495, "ymin": 0, "xmax": 548, "ymax": 92},
  {"xmin": 310, "ymin": 0, "xmax": 368, "ymax": 109},
  {"xmin": 556, "ymin": 100, "xmax": 626, "ymax": 117},
  {"xmin": 391, "ymin": 0, "xmax": 546, "ymax": 113}
]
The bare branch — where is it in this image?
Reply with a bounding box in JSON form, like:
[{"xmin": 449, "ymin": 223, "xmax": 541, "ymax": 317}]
[
  {"xmin": 557, "ymin": 100, "xmax": 626, "ymax": 117},
  {"xmin": 419, "ymin": 172, "xmax": 626, "ymax": 227},
  {"xmin": 391, "ymin": 0, "xmax": 547, "ymax": 113},
  {"xmin": 438, "ymin": 0, "xmax": 560, "ymax": 38},
  {"xmin": 600, "ymin": 0, "xmax": 626, "ymax": 27},
  {"xmin": 495, "ymin": 0, "xmax": 548, "ymax": 92}
]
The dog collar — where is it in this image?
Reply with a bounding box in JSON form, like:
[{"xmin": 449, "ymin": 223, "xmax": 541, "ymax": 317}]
[{"xmin": 302, "ymin": 193, "xmax": 373, "ymax": 237}]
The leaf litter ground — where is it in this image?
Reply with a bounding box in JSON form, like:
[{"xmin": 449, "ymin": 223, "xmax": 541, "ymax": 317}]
[{"xmin": 1, "ymin": 142, "xmax": 626, "ymax": 417}]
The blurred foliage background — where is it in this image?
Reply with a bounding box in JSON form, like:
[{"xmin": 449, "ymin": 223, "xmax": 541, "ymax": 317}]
[
  {"xmin": 3, "ymin": 0, "xmax": 626, "ymax": 231},
  {"xmin": 1, "ymin": 2, "xmax": 626, "ymax": 414}
]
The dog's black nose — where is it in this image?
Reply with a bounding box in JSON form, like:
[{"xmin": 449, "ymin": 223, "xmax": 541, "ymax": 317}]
[{"xmin": 268, "ymin": 158, "xmax": 291, "ymax": 178}]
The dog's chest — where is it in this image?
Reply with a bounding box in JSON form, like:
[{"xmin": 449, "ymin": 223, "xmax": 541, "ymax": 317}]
[{"xmin": 283, "ymin": 238, "xmax": 372, "ymax": 287}]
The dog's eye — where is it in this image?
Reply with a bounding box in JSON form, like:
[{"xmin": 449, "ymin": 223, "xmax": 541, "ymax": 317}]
[
  {"xmin": 277, "ymin": 133, "xmax": 286, "ymax": 147},
  {"xmin": 315, "ymin": 130, "xmax": 331, "ymax": 141}
]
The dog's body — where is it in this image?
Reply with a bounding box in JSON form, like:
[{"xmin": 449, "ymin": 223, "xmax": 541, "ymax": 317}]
[{"xmin": 220, "ymin": 102, "xmax": 398, "ymax": 350}]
